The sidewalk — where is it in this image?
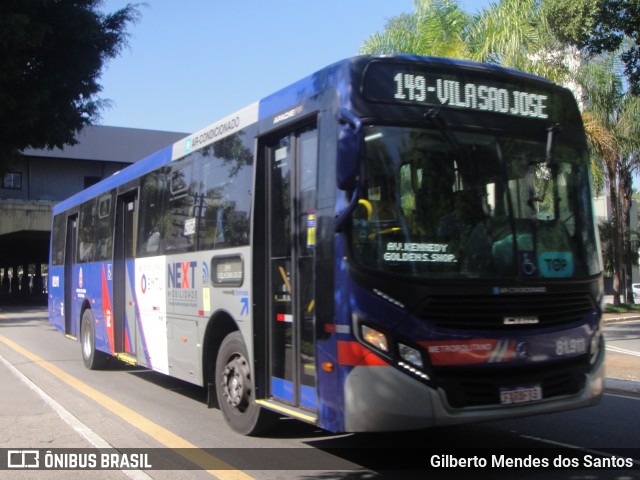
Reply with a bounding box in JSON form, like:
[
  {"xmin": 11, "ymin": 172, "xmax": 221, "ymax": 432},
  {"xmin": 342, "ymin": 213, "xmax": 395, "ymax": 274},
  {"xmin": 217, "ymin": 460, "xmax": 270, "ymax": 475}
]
[{"xmin": 0, "ymin": 349, "xmax": 131, "ymax": 478}]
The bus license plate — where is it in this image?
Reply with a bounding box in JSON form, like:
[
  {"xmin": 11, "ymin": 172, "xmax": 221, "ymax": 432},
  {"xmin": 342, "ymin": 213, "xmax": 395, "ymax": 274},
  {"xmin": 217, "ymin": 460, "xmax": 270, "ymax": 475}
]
[{"xmin": 500, "ymin": 385, "xmax": 542, "ymax": 405}]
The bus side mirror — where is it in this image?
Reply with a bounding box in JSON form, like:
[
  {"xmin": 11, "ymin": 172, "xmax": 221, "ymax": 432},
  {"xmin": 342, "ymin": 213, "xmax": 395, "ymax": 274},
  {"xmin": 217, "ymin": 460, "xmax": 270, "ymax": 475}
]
[{"xmin": 337, "ymin": 109, "xmax": 362, "ymax": 191}]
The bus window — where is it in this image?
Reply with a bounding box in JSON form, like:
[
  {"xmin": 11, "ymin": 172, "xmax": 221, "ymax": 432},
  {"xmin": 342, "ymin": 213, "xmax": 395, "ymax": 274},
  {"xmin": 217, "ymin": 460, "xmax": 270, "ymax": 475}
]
[
  {"xmin": 138, "ymin": 169, "xmax": 168, "ymax": 256},
  {"xmin": 165, "ymin": 159, "xmax": 196, "ymax": 253},
  {"xmin": 198, "ymin": 133, "xmax": 253, "ymax": 250},
  {"xmin": 95, "ymin": 193, "xmax": 114, "ymax": 261},
  {"xmin": 78, "ymin": 199, "xmax": 96, "ymax": 263},
  {"xmin": 51, "ymin": 214, "xmax": 66, "ymax": 266},
  {"xmin": 76, "ymin": 193, "xmax": 114, "ymax": 263},
  {"xmin": 353, "ymin": 126, "xmax": 600, "ymax": 278}
]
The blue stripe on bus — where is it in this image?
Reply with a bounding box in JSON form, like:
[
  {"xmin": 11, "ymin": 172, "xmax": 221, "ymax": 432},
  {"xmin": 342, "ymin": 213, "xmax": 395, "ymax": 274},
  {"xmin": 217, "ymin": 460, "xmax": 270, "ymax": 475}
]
[
  {"xmin": 52, "ymin": 146, "xmax": 174, "ymax": 214},
  {"xmin": 300, "ymin": 385, "xmax": 317, "ymax": 410},
  {"xmin": 271, "ymin": 377, "xmax": 294, "ymax": 402},
  {"xmin": 271, "ymin": 377, "xmax": 317, "ymax": 410}
]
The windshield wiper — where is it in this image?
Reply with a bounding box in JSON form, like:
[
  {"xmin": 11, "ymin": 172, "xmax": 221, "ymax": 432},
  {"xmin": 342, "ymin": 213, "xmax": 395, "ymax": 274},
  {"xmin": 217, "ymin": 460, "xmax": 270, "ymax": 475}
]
[
  {"xmin": 546, "ymin": 123, "xmax": 562, "ymax": 165},
  {"xmin": 424, "ymin": 107, "xmax": 464, "ymax": 156}
]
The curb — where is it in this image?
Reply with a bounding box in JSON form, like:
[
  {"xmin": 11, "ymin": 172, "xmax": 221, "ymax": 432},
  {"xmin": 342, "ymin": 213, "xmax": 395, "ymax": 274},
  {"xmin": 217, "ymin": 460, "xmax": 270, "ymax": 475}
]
[
  {"xmin": 603, "ymin": 315, "xmax": 640, "ymax": 323},
  {"xmin": 604, "ymin": 377, "xmax": 640, "ymax": 394}
]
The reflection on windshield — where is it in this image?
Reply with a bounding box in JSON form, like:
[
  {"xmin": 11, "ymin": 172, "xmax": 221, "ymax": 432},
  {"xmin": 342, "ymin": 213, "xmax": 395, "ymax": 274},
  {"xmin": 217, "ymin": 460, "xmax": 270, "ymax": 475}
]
[{"xmin": 350, "ymin": 126, "xmax": 600, "ymax": 279}]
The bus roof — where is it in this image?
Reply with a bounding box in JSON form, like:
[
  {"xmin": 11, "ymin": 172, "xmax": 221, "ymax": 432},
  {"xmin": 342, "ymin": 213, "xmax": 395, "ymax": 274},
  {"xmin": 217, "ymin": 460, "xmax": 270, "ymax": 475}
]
[{"xmin": 52, "ymin": 54, "xmax": 563, "ymax": 216}]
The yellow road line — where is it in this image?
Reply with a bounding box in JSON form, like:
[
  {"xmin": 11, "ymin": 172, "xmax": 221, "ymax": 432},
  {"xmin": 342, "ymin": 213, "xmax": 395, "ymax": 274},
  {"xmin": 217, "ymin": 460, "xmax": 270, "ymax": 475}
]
[{"xmin": 0, "ymin": 335, "xmax": 253, "ymax": 480}]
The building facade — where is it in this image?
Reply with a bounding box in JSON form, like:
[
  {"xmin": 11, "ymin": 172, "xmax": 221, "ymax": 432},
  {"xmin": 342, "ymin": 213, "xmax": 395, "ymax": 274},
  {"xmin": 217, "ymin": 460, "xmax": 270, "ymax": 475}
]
[{"xmin": 0, "ymin": 126, "xmax": 185, "ymax": 300}]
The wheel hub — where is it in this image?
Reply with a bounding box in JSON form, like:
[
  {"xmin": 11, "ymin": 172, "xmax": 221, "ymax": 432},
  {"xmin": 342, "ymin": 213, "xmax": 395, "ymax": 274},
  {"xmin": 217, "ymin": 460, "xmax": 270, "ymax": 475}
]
[{"xmin": 222, "ymin": 355, "xmax": 251, "ymax": 412}]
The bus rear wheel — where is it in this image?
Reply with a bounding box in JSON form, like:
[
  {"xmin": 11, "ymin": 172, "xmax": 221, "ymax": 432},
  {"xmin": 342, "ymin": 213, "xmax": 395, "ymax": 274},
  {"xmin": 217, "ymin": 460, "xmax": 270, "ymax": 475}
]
[
  {"xmin": 80, "ymin": 309, "xmax": 110, "ymax": 370},
  {"xmin": 215, "ymin": 331, "xmax": 277, "ymax": 435}
]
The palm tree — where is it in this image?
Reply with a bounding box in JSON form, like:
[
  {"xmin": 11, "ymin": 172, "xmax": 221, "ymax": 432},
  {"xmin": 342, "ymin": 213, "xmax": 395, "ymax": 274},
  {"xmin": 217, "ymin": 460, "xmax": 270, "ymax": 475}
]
[
  {"xmin": 469, "ymin": 0, "xmax": 566, "ymax": 80},
  {"xmin": 361, "ymin": 0, "xmax": 566, "ymax": 81},
  {"xmin": 360, "ymin": 13, "xmax": 425, "ymax": 56},
  {"xmin": 360, "ymin": 0, "xmax": 472, "ymax": 58},
  {"xmin": 579, "ymin": 54, "xmax": 640, "ymax": 303},
  {"xmin": 615, "ymin": 94, "xmax": 640, "ymax": 302}
]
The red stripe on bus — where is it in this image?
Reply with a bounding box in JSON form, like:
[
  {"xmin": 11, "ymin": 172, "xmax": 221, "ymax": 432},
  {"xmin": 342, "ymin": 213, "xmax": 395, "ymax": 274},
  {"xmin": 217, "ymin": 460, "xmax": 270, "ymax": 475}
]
[
  {"xmin": 101, "ymin": 264, "xmax": 114, "ymax": 354},
  {"xmin": 337, "ymin": 340, "xmax": 390, "ymax": 367}
]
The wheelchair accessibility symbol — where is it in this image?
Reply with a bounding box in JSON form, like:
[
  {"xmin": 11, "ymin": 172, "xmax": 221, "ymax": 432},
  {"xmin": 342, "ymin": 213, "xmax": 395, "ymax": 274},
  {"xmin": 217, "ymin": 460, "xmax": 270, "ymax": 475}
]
[{"xmin": 520, "ymin": 252, "xmax": 538, "ymax": 277}]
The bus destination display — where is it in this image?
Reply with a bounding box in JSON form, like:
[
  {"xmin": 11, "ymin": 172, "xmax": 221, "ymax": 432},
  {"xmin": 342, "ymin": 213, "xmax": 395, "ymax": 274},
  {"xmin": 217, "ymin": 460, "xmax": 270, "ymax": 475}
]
[{"xmin": 364, "ymin": 62, "xmax": 551, "ymax": 120}]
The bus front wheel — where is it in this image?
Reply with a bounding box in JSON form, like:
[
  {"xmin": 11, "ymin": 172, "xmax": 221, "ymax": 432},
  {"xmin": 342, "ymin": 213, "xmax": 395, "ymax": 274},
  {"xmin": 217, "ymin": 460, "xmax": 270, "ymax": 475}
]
[
  {"xmin": 80, "ymin": 309, "xmax": 110, "ymax": 370},
  {"xmin": 215, "ymin": 331, "xmax": 277, "ymax": 435}
]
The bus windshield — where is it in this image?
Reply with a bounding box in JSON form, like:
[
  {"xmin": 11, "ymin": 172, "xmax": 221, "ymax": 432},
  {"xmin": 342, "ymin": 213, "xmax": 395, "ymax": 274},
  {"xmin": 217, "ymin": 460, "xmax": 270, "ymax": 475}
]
[{"xmin": 350, "ymin": 125, "xmax": 601, "ymax": 279}]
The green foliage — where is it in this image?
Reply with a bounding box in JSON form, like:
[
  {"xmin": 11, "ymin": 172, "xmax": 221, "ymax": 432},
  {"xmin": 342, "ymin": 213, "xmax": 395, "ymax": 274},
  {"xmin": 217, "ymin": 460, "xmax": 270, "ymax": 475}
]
[
  {"xmin": 578, "ymin": 54, "xmax": 625, "ymax": 121},
  {"xmin": 361, "ymin": 0, "xmax": 565, "ymax": 82},
  {"xmin": 414, "ymin": 0, "xmax": 472, "ymax": 58},
  {"xmin": 604, "ymin": 302, "xmax": 640, "ymax": 313},
  {"xmin": 543, "ymin": 0, "xmax": 640, "ymax": 94},
  {"xmin": 0, "ymin": 0, "xmax": 140, "ymax": 160},
  {"xmin": 361, "ymin": 13, "xmax": 424, "ymax": 55},
  {"xmin": 540, "ymin": 0, "xmax": 599, "ymax": 46},
  {"xmin": 588, "ymin": 0, "xmax": 640, "ymax": 95},
  {"xmin": 471, "ymin": 0, "xmax": 544, "ymax": 64},
  {"xmin": 360, "ymin": 0, "xmax": 472, "ymax": 58}
]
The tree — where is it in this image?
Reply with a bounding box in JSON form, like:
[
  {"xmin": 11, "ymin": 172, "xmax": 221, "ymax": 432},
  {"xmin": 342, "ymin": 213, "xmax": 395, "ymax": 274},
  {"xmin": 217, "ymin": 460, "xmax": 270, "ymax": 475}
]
[
  {"xmin": 360, "ymin": 13, "xmax": 426, "ymax": 56},
  {"xmin": 469, "ymin": 0, "xmax": 565, "ymax": 81},
  {"xmin": 579, "ymin": 56, "xmax": 625, "ymax": 303},
  {"xmin": 540, "ymin": 0, "xmax": 599, "ymax": 47},
  {"xmin": 361, "ymin": 0, "xmax": 565, "ymax": 80},
  {"xmin": 360, "ymin": 0, "xmax": 472, "ymax": 59},
  {"xmin": 0, "ymin": 0, "xmax": 140, "ymax": 164},
  {"xmin": 542, "ymin": 0, "xmax": 640, "ymax": 94},
  {"xmin": 573, "ymin": 52, "xmax": 640, "ymax": 304},
  {"xmin": 544, "ymin": 0, "xmax": 640, "ymax": 303},
  {"xmin": 615, "ymin": 93, "xmax": 640, "ymax": 302}
]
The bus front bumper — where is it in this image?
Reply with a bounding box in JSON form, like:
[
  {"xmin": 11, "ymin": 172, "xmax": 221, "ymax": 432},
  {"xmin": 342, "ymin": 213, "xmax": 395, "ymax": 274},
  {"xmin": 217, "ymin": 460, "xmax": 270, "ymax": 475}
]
[{"xmin": 343, "ymin": 353, "xmax": 605, "ymax": 432}]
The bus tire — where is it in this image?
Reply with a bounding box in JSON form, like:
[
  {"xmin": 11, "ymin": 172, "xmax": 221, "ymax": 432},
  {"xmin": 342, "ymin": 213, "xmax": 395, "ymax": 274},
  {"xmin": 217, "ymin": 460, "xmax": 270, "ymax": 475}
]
[
  {"xmin": 215, "ymin": 331, "xmax": 277, "ymax": 435},
  {"xmin": 80, "ymin": 309, "xmax": 110, "ymax": 370}
]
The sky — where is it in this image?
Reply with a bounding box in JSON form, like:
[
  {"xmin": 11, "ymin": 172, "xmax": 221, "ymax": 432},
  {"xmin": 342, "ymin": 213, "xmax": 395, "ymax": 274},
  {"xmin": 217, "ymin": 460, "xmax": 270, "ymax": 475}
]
[{"xmin": 98, "ymin": 0, "xmax": 491, "ymax": 134}]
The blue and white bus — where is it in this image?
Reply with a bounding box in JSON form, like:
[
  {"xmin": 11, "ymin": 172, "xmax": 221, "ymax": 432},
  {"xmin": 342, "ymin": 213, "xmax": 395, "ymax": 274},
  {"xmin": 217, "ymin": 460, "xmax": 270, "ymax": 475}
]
[{"xmin": 48, "ymin": 55, "xmax": 605, "ymax": 435}]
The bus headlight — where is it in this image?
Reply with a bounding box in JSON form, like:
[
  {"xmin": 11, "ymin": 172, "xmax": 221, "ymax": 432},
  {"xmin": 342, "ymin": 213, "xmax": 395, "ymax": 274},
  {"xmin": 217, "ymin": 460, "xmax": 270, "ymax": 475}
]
[
  {"xmin": 361, "ymin": 325, "xmax": 389, "ymax": 352},
  {"xmin": 399, "ymin": 343, "xmax": 423, "ymax": 369}
]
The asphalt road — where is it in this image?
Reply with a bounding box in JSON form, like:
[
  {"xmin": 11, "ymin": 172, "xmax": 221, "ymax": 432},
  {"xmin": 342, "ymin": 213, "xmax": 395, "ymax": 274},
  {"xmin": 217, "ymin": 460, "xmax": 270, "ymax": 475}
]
[{"xmin": 0, "ymin": 306, "xmax": 639, "ymax": 480}]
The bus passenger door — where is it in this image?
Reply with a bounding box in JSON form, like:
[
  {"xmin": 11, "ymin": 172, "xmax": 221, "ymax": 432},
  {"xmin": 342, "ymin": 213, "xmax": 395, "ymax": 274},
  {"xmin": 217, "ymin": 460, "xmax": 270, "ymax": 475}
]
[
  {"xmin": 64, "ymin": 214, "xmax": 78, "ymax": 337},
  {"xmin": 266, "ymin": 126, "xmax": 318, "ymax": 414},
  {"xmin": 113, "ymin": 191, "xmax": 138, "ymax": 360}
]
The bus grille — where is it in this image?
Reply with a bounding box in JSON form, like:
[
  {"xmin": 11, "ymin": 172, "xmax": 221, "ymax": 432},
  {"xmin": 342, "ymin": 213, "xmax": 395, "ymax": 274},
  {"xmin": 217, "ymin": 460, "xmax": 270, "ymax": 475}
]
[
  {"xmin": 416, "ymin": 292, "xmax": 595, "ymax": 329},
  {"xmin": 435, "ymin": 359, "xmax": 587, "ymax": 408}
]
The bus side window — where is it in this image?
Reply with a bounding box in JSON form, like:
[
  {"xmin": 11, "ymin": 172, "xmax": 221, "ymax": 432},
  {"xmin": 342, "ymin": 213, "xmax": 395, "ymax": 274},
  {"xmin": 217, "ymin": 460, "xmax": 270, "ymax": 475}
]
[
  {"xmin": 78, "ymin": 199, "xmax": 96, "ymax": 263},
  {"xmin": 138, "ymin": 170, "xmax": 168, "ymax": 256},
  {"xmin": 51, "ymin": 214, "xmax": 66, "ymax": 266},
  {"xmin": 166, "ymin": 160, "xmax": 196, "ymax": 253},
  {"xmin": 95, "ymin": 193, "xmax": 114, "ymax": 261},
  {"xmin": 198, "ymin": 133, "xmax": 253, "ymax": 250}
]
